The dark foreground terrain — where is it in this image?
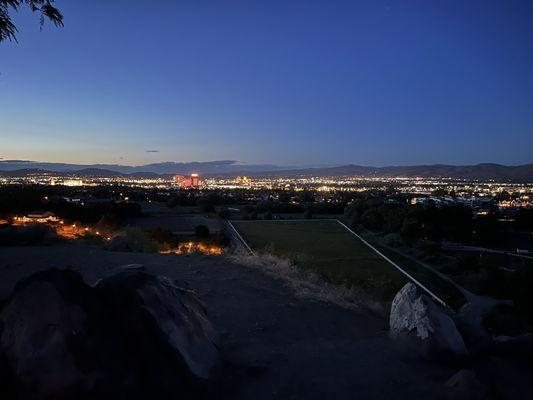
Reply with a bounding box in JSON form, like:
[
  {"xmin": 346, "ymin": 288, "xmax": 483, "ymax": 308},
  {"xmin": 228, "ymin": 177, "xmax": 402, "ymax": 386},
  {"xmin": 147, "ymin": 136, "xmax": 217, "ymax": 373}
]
[{"xmin": 0, "ymin": 245, "xmax": 528, "ymax": 399}]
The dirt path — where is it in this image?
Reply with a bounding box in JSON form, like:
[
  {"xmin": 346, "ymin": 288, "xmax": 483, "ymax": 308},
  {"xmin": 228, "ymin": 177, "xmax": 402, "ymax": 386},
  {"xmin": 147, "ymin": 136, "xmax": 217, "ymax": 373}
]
[{"xmin": 0, "ymin": 244, "xmax": 465, "ymax": 399}]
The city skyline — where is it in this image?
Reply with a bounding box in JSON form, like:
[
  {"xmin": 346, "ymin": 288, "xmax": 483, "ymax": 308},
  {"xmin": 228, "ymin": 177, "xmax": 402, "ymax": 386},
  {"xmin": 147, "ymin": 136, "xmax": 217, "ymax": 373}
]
[{"xmin": 2, "ymin": 1, "xmax": 533, "ymax": 166}]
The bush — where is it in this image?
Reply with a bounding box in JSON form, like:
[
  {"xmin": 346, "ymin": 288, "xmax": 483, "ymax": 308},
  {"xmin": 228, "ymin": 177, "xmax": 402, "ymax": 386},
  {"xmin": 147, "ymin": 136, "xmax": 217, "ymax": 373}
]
[
  {"xmin": 483, "ymin": 304, "xmax": 530, "ymax": 336},
  {"xmin": 197, "ymin": 197, "xmax": 215, "ymax": 213},
  {"xmin": 106, "ymin": 227, "xmax": 159, "ymax": 253},
  {"xmin": 0, "ymin": 225, "xmax": 59, "ymax": 246},
  {"xmin": 167, "ymin": 197, "xmax": 179, "ymax": 208},
  {"xmin": 383, "ymin": 233, "xmax": 401, "ymax": 247},
  {"xmin": 512, "ymin": 268, "xmax": 533, "ymax": 319},
  {"xmin": 150, "ymin": 227, "xmax": 177, "ymax": 245},
  {"xmin": 80, "ymin": 231, "xmax": 104, "ymax": 245},
  {"xmin": 214, "ymin": 231, "xmax": 231, "ymax": 247},
  {"xmin": 217, "ymin": 207, "xmax": 230, "ymax": 219},
  {"xmin": 416, "ymin": 240, "xmax": 442, "ymax": 262},
  {"xmin": 96, "ymin": 214, "xmax": 121, "ymax": 232},
  {"xmin": 194, "ymin": 225, "xmax": 210, "ymax": 238}
]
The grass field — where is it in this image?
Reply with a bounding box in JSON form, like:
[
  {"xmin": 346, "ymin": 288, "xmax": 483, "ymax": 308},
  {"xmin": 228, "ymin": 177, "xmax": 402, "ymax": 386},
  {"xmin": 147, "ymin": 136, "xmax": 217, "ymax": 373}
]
[
  {"xmin": 232, "ymin": 220, "xmax": 410, "ymax": 305},
  {"xmin": 232, "ymin": 219, "xmax": 466, "ymax": 310},
  {"xmin": 368, "ymin": 242, "xmax": 466, "ymax": 310}
]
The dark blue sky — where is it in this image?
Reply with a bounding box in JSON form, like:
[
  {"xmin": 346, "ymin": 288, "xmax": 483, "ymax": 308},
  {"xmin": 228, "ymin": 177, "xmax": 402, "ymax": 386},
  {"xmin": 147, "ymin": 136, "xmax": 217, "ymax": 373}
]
[{"xmin": 1, "ymin": 0, "xmax": 532, "ymax": 166}]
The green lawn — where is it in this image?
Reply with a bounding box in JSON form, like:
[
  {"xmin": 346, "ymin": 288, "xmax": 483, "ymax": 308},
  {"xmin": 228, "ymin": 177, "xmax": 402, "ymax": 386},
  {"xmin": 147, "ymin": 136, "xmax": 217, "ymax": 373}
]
[
  {"xmin": 232, "ymin": 219, "xmax": 466, "ymax": 310},
  {"xmin": 368, "ymin": 242, "xmax": 466, "ymax": 310},
  {"xmin": 232, "ymin": 220, "xmax": 409, "ymax": 304}
]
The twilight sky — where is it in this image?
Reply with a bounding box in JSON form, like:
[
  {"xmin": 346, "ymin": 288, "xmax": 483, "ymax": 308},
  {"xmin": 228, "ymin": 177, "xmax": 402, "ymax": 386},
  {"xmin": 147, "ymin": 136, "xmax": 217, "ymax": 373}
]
[{"xmin": 1, "ymin": 0, "xmax": 532, "ymax": 167}]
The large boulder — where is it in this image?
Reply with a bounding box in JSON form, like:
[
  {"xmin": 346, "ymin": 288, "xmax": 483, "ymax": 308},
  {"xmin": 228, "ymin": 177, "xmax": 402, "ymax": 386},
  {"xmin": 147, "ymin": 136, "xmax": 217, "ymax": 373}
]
[
  {"xmin": 95, "ymin": 271, "xmax": 219, "ymax": 380},
  {"xmin": 0, "ymin": 270, "xmax": 102, "ymax": 399},
  {"xmin": 389, "ymin": 283, "xmax": 468, "ymax": 359},
  {"xmin": 0, "ymin": 269, "xmax": 219, "ymax": 399}
]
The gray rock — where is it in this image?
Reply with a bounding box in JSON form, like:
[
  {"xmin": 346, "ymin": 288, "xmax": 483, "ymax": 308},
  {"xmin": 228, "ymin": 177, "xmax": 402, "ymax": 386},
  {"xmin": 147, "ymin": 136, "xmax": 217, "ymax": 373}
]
[
  {"xmin": 96, "ymin": 271, "xmax": 219, "ymax": 379},
  {"xmin": 0, "ymin": 269, "xmax": 219, "ymax": 399},
  {"xmin": 390, "ymin": 283, "xmax": 468, "ymax": 359},
  {"xmin": 0, "ymin": 270, "xmax": 105, "ymax": 398}
]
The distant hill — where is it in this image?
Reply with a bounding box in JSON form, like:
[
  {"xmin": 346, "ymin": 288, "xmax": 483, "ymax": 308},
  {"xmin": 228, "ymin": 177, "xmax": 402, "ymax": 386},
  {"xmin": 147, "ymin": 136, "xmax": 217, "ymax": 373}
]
[
  {"xmin": 69, "ymin": 168, "xmax": 125, "ymax": 178},
  {"xmin": 1, "ymin": 161, "xmax": 533, "ymax": 181},
  {"xmin": 208, "ymin": 163, "xmax": 533, "ymax": 181},
  {"xmin": 0, "ymin": 160, "xmax": 286, "ymax": 175},
  {"xmin": 0, "ymin": 168, "xmax": 56, "ymax": 177},
  {"xmin": 0, "ymin": 168, "xmax": 160, "ymax": 179}
]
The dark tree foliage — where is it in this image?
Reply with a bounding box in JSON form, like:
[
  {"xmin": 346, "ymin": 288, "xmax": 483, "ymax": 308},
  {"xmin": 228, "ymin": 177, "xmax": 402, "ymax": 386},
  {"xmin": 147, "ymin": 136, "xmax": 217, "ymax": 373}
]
[
  {"xmin": 0, "ymin": 186, "xmax": 142, "ymax": 224},
  {"xmin": 197, "ymin": 197, "xmax": 215, "ymax": 213},
  {"xmin": 297, "ymin": 190, "xmax": 315, "ymax": 204},
  {"xmin": 431, "ymin": 188, "xmax": 448, "ymax": 197},
  {"xmin": 345, "ymin": 197, "xmax": 475, "ymax": 245},
  {"xmin": 473, "ymin": 214, "xmax": 501, "ymax": 247},
  {"xmin": 217, "ymin": 207, "xmax": 230, "ymax": 219},
  {"xmin": 0, "ymin": 224, "xmax": 59, "ymax": 246},
  {"xmin": 96, "ymin": 214, "xmax": 121, "ymax": 232},
  {"xmin": 256, "ymin": 200, "xmax": 273, "ymax": 213},
  {"xmin": 514, "ymin": 208, "xmax": 533, "ymax": 231},
  {"xmin": 150, "ymin": 227, "xmax": 177, "ymax": 246},
  {"xmin": 194, "ymin": 224, "xmax": 210, "ymax": 238},
  {"xmin": 0, "ymin": 0, "xmax": 63, "ymax": 42}
]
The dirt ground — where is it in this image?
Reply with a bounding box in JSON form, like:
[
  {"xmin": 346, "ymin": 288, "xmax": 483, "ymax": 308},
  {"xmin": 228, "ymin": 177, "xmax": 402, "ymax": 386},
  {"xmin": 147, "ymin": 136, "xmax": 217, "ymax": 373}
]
[{"xmin": 0, "ymin": 244, "xmax": 515, "ymax": 399}]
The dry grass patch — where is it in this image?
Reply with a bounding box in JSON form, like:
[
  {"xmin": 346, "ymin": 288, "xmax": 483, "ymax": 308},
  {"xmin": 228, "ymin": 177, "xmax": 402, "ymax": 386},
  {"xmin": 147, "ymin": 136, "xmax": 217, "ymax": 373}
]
[{"xmin": 231, "ymin": 252, "xmax": 386, "ymax": 316}]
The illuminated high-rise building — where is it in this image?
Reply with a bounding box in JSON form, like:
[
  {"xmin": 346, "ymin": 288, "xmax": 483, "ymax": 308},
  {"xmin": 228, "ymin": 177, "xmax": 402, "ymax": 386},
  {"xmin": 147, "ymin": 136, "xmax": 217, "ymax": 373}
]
[
  {"xmin": 190, "ymin": 173, "xmax": 200, "ymax": 188},
  {"xmin": 177, "ymin": 173, "xmax": 200, "ymax": 188}
]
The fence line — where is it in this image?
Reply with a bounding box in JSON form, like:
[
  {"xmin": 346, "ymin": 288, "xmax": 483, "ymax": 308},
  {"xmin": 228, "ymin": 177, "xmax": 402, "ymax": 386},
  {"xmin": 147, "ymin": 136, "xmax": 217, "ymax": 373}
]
[
  {"xmin": 335, "ymin": 219, "xmax": 448, "ymax": 308},
  {"xmin": 228, "ymin": 218, "xmax": 449, "ymax": 308},
  {"xmin": 227, "ymin": 220, "xmax": 255, "ymax": 255}
]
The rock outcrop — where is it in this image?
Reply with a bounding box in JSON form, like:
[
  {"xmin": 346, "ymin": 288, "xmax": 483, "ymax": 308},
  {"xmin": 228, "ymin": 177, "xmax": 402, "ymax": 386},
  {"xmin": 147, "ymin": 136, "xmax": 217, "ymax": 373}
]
[
  {"xmin": 95, "ymin": 271, "xmax": 219, "ymax": 380},
  {"xmin": 389, "ymin": 282, "xmax": 468, "ymax": 359},
  {"xmin": 0, "ymin": 269, "xmax": 219, "ymax": 399}
]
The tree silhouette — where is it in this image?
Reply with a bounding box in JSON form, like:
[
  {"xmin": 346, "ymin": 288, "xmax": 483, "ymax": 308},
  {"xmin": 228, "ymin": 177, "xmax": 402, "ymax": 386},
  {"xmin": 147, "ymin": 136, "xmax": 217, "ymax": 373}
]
[{"xmin": 1, "ymin": 0, "xmax": 63, "ymax": 42}]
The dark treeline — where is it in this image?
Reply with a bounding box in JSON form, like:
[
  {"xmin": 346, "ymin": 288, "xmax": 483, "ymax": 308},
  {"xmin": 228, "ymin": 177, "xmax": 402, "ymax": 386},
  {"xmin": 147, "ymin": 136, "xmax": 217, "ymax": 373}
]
[
  {"xmin": 2, "ymin": 185, "xmax": 532, "ymax": 246},
  {"xmin": 0, "ymin": 185, "xmax": 141, "ymax": 224},
  {"xmin": 344, "ymin": 193, "xmax": 532, "ymax": 248},
  {"xmin": 167, "ymin": 188, "xmax": 351, "ymax": 218}
]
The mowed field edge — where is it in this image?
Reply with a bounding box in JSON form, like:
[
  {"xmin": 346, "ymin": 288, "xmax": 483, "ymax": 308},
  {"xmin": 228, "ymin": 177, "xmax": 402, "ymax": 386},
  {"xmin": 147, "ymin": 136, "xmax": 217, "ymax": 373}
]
[
  {"xmin": 231, "ymin": 219, "xmax": 465, "ymax": 310},
  {"xmin": 231, "ymin": 220, "xmax": 409, "ymax": 305}
]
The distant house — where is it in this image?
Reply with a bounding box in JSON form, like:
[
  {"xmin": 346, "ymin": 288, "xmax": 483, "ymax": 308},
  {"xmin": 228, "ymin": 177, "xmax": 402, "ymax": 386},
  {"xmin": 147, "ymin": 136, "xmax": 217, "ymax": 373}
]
[
  {"xmin": 63, "ymin": 197, "xmax": 82, "ymax": 203},
  {"xmin": 64, "ymin": 197, "xmax": 113, "ymax": 206},
  {"xmin": 498, "ymin": 199, "xmax": 532, "ymax": 209},
  {"xmin": 13, "ymin": 211, "xmax": 60, "ymax": 225}
]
